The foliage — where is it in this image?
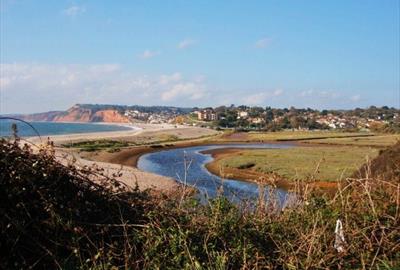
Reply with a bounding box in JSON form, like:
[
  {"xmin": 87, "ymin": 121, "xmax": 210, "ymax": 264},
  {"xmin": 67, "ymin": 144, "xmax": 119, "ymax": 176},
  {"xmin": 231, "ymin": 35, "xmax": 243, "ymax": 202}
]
[
  {"xmin": 0, "ymin": 138, "xmax": 151, "ymax": 269},
  {"xmin": 209, "ymin": 105, "xmax": 400, "ymax": 132},
  {"xmin": 1, "ymin": 139, "xmax": 399, "ymax": 269}
]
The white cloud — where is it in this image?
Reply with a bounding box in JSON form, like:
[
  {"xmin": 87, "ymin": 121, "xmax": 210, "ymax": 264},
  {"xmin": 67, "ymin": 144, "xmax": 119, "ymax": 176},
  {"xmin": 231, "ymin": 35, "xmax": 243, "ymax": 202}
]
[
  {"xmin": 63, "ymin": 5, "xmax": 86, "ymax": 17},
  {"xmin": 299, "ymin": 89, "xmax": 340, "ymax": 99},
  {"xmin": 178, "ymin": 39, "xmax": 196, "ymax": 49},
  {"xmin": 254, "ymin": 37, "xmax": 272, "ymax": 49},
  {"xmin": 300, "ymin": 90, "xmax": 314, "ymax": 97},
  {"xmin": 159, "ymin": 72, "xmax": 182, "ymax": 85},
  {"xmin": 0, "ymin": 63, "xmax": 208, "ymax": 113},
  {"xmin": 273, "ymin": 89, "xmax": 283, "ymax": 96},
  {"xmin": 161, "ymin": 83, "xmax": 206, "ymax": 101},
  {"xmin": 138, "ymin": 49, "xmax": 160, "ymax": 59},
  {"xmin": 350, "ymin": 94, "xmax": 361, "ymax": 102},
  {"xmin": 242, "ymin": 89, "xmax": 284, "ymax": 105}
]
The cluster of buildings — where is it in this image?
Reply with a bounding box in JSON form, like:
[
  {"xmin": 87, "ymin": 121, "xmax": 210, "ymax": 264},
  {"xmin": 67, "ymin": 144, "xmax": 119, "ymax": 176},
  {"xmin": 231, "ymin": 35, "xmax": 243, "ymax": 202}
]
[
  {"xmin": 195, "ymin": 109, "xmax": 269, "ymax": 125},
  {"xmin": 122, "ymin": 106, "xmax": 398, "ymax": 130},
  {"xmin": 315, "ymin": 114, "xmax": 396, "ymax": 129},
  {"xmin": 124, "ymin": 110, "xmax": 178, "ymax": 124},
  {"xmin": 193, "ymin": 106, "xmax": 399, "ymax": 130},
  {"xmin": 196, "ymin": 109, "xmax": 218, "ymax": 121}
]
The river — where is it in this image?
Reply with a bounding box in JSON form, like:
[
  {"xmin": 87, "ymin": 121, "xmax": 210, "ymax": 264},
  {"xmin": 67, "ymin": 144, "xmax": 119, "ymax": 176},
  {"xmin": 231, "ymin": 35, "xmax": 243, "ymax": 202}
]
[{"xmin": 137, "ymin": 143, "xmax": 295, "ymax": 205}]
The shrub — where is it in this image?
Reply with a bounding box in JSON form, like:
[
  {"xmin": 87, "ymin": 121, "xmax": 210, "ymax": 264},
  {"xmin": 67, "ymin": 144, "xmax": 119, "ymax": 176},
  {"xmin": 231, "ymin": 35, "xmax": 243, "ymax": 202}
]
[{"xmin": 1, "ymin": 138, "xmax": 399, "ymax": 269}]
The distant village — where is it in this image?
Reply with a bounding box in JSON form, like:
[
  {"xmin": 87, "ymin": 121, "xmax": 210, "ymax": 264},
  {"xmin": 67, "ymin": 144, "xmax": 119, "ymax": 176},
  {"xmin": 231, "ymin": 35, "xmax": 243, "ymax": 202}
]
[{"xmin": 123, "ymin": 105, "xmax": 400, "ymax": 133}]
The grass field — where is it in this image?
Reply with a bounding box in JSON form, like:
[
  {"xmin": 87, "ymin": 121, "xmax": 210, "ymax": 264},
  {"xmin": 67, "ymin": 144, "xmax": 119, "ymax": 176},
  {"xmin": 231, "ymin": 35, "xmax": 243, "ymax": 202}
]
[
  {"xmin": 218, "ymin": 146, "xmax": 379, "ymax": 182},
  {"xmin": 218, "ymin": 130, "xmax": 399, "ymax": 147},
  {"xmin": 247, "ymin": 131, "xmax": 373, "ymax": 141},
  {"xmin": 303, "ymin": 134, "xmax": 400, "ymax": 147}
]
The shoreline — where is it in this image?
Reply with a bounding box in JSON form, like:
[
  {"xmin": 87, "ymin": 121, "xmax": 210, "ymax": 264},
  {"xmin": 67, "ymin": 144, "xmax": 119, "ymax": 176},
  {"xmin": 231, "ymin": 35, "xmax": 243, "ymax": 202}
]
[
  {"xmin": 41, "ymin": 127, "xmax": 367, "ymax": 193},
  {"xmin": 27, "ymin": 123, "xmax": 199, "ymax": 145},
  {"xmin": 56, "ymin": 148, "xmax": 180, "ymax": 192},
  {"xmin": 82, "ymin": 140, "xmax": 297, "ymax": 168},
  {"xmin": 78, "ymin": 140, "xmax": 318, "ymax": 193},
  {"xmin": 51, "ymin": 126, "xmax": 221, "ymax": 191}
]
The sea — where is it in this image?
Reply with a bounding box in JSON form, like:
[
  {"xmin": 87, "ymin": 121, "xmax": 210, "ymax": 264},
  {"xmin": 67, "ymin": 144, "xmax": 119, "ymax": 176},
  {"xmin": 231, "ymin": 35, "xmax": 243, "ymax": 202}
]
[{"xmin": 0, "ymin": 120, "xmax": 134, "ymax": 138}]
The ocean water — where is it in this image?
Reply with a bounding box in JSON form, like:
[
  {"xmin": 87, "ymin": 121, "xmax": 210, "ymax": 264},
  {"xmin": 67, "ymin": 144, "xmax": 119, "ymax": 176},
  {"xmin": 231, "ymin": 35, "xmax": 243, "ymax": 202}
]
[{"xmin": 0, "ymin": 120, "xmax": 133, "ymax": 137}]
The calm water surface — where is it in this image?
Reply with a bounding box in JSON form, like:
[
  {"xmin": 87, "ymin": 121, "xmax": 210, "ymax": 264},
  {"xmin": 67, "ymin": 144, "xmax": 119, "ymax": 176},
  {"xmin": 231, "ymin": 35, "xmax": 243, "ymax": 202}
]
[
  {"xmin": 0, "ymin": 120, "xmax": 134, "ymax": 137},
  {"xmin": 138, "ymin": 143, "xmax": 295, "ymax": 205}
]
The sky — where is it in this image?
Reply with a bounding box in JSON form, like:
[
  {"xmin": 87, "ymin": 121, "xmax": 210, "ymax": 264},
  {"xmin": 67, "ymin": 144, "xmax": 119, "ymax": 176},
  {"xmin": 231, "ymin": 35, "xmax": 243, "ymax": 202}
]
[{"xmin": 0, "ymin": 0, "xmax": 399, "ymax": 114}]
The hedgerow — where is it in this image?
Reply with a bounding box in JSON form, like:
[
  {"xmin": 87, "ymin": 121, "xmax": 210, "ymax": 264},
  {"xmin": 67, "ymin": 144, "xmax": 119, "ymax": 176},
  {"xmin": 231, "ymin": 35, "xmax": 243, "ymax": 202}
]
[{"xmin": 1, "ymin": 138, "xmax": 399, "ymax": 269}]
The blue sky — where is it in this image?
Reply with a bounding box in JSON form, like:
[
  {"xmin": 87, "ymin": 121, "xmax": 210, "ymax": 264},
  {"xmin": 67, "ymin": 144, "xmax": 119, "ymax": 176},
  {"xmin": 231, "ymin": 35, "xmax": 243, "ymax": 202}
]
[{"xmin": 0, "ymin": 0, "xmax": 399, "ymax": 113}]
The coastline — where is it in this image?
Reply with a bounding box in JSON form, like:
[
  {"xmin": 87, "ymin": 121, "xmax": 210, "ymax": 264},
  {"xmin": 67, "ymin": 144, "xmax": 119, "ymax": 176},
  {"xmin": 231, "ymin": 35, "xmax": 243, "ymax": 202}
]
[
  {"xmin": 30, "ymin": 125, "xmax": 348, "ymax": 193},
  {"xmin": 50, "ymin": 125, "xmax": 221, "ymax": 191},
  {"xmin": 79, "ymin": 140, "xmax": 311, "ymax": 192},
  {"xmin": 27, "ymin": 122, "xmax": 195, "ymax": 145}
]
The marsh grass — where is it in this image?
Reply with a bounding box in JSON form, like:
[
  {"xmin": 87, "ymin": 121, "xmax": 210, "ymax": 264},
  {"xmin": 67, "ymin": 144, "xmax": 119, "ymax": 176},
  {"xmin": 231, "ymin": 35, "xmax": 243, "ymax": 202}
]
[
  {"xmin": 219, "ymin": 146, "xmax": 379, "ymax": 182},
  {"xmin": 305, "ymin": 134, "xmax": 400, "ymax": 147},
  {"xmin": 62, "ymin": 140, "xmax": 130, "ymax": 152},
  {"xmin": 1, "ymin": 138, "xmax": 399, "ymax": 269},
  {"xmin": 218, "ymin": 130, "xmax": 399, "ymax": 148}
]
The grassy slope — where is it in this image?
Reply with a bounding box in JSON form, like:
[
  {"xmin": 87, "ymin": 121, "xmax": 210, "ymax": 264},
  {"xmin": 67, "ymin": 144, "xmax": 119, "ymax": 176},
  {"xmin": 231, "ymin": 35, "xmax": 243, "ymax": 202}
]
[{"xmin": 218, "ymin": 146, "xmax": 379, "ymax": 182}]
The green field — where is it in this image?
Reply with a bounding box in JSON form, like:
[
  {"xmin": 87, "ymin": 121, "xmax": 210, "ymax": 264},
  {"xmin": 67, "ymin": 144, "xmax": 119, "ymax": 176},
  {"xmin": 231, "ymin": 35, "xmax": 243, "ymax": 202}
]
[
  {"xmin": 218, "ymin": 130, "xmax": 399, "ymax": 147},
  {"xmin": 62, "ymin": 140, "xmax": 130, "ymax": 152},
  {"xmin": 248, "ymin": 131, "xmax": 373, "ymax": 141},
  {"xmin": 303, "ymin": 134, "xmax": 400, "ymax": 147},
  {"xmin": 218, "ymin": 146, "xmax": 379, "ymax": 182}
]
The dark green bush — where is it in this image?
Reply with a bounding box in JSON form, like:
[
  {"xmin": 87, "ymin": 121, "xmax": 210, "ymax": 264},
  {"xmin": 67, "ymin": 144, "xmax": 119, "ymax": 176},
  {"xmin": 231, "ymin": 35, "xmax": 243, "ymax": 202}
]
[{"xmin": 1, "ymin": 139, "xmax": 399, "ymax": 269}]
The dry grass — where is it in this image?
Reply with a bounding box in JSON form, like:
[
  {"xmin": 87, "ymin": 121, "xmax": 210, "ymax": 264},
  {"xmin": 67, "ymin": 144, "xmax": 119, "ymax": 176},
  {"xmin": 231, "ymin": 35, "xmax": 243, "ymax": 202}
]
[
  {"xmin": 303, "ymin": 134, "xmax": 400, "ymax": 147},
  {"xmin": 1, "ymin": 138, "xmax": 399, "ymax": 269},
  {"xmin": 217, "ymin": 130, "xmax": 399, "ymax": 148},
  {"xmin": 214, "ymin": 146, "xmax": 379, "ymax": 182},
  {"xmin": 218, "ymin": 130, "xmax": 373, "ymax": 141}
]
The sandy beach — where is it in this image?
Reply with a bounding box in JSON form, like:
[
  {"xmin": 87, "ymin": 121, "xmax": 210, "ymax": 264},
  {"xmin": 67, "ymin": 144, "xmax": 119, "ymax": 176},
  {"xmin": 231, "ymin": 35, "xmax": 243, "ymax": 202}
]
[
  {"xmin": 28, "ymin": 123, "xmax": 202, "ymax": 145},
  {"xmin": 56, "ymin": 149, "xmax": 179, "ymax": 191},
  {"xmin": 36, "ymin": 123, "xmax": 221, "ymax": 191}
]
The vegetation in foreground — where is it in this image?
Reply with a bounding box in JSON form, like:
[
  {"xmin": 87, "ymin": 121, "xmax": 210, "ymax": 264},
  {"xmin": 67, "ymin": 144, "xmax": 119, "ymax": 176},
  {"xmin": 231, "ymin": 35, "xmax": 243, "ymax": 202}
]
[
  {"xmin": 1, "ymin": 138, "xmax": 399, "ymax": 269},
  {"xmin": 214, "ymin": 146, "xmax": 379, "ymax": 182}
]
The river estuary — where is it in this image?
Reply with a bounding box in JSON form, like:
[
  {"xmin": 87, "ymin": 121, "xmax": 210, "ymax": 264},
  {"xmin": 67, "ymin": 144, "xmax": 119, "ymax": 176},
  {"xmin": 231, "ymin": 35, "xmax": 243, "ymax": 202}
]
[{"xmin": 138, "ymin": 143, "xmax": 295, "ymax": 205}]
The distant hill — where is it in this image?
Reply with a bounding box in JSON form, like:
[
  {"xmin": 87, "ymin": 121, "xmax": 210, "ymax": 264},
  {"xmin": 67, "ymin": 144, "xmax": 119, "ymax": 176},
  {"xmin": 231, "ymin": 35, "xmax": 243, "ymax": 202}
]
[{"xmin": 5, "ymin": 104, "xmax": 194, "ymax": 123}]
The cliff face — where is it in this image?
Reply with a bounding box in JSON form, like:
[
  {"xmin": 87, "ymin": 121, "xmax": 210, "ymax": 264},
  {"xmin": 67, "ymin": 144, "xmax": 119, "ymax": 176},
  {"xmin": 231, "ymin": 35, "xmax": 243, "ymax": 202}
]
[
  {"xmin": 53, "ymin": 106, "xmax": 92, "ymax": 122},
  {"xmin": 91, "ymin": 110, "xmax": 130, "ymax": 123},
  {"xmin": 16, "ymin": 105, "xmax": 130, "ymax": 123}
]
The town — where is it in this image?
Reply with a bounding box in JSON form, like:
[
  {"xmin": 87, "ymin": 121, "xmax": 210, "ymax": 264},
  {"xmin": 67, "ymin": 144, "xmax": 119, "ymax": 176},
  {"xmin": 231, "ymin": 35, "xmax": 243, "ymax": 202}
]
[{"xmin": 124, "ymin": 105, "xmax": 400, "ymax": 133}]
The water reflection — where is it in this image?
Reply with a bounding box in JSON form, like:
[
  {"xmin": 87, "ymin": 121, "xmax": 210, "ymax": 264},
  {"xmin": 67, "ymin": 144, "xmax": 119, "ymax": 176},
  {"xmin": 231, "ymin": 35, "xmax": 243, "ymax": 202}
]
[{"xmin": 137, "ymin": 143, "xmax": 295, "ymax": 205}]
